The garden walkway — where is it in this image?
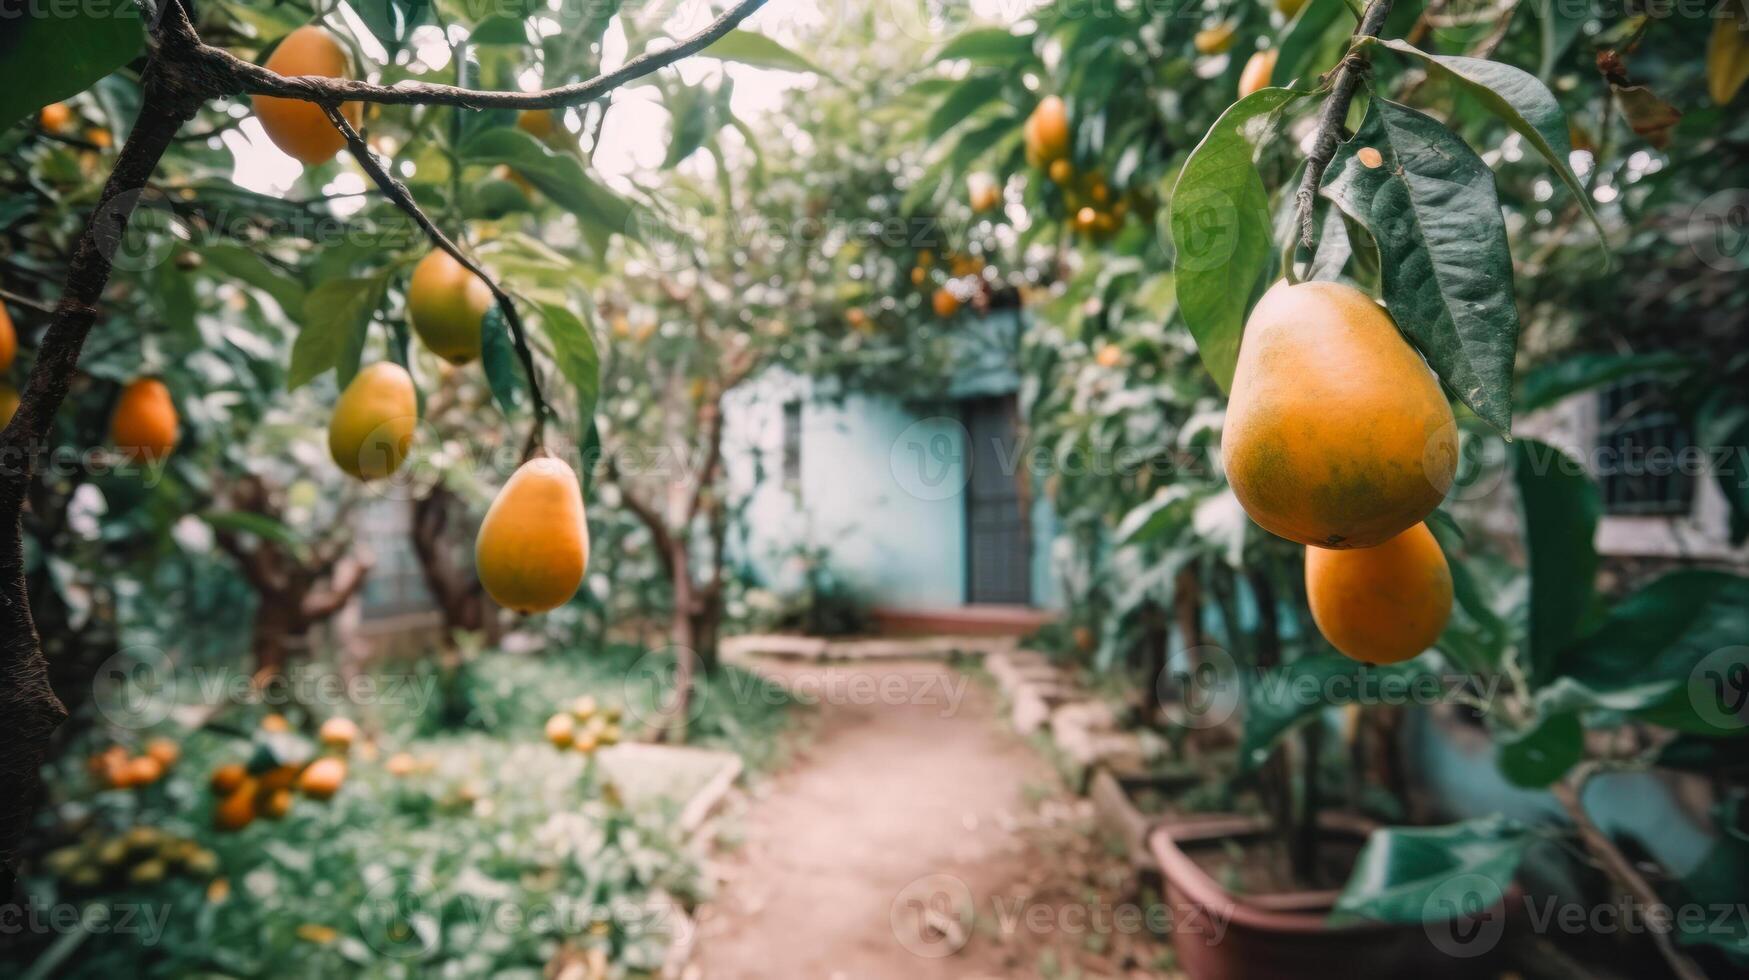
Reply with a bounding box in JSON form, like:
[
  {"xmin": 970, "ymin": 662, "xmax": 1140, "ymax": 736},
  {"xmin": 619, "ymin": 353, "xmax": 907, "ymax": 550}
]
[{"xmin": 691, "ymin": 654, "xmax": 1065, "ymax": 979}]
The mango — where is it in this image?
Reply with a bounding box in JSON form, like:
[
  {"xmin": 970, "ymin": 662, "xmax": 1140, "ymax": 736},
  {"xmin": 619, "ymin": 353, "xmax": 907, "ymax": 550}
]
[
  {"xmin": 476, "ymin": 456, "xmax": 589, "ymax": 613},
  {"xmin": 1305, "ymin": 522, "xmax": 1452, "ymax": 664},
  {"xmin": 252, "ymin": 26, "xmax": 361, "ymax": 165},
  {"xmin": 328, "ymin": 362, "xmax": 417, "ymax": 481},
  {"xmin": 407, "ymin": 248, "xmax": 493, "ymax": 364},
  {"xmin": 110, "ymin": 378, "xmax": 179, "ymax": 462}
]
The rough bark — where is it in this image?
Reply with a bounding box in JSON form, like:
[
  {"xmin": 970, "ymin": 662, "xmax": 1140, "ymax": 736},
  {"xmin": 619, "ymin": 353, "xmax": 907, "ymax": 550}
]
[{"xmin": 410, "ymin": 484, "xmax": 495, "ymax": 641}]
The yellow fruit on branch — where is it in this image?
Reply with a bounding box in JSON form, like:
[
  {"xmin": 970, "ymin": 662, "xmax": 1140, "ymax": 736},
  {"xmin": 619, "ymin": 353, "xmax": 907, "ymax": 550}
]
[
  {"xmin": 110, "ymin": 378, "xmax": 179, "ymax": 462},
  {"xmin": 318, "ymin": 716, "xmax": 360, "ymax": 749},
  {"xmin": 39, "ymin": 102, "xmax": 72, "ymax": 132},
  {"xmin": 1222, "ymin": 281, "xmax": 1456, "ymax": 549},
  {"xmin": 1194, "ymin": 23, "xmax": 1236, "ymax": 55},
  {"xmin": 0, "ymin": 302, "xmax": 16, "ymax": 372},
  {"xmin": 126, "ymin": 755, "xmax": 164, "ymax": 786},
  {"xmin": 299, "ymin": 757, "xmax": 347, "ymax": 799},
  {"xmin": 328, "ymin": 361, "xmax": 417, "ymax": 481},
  {"xmin": 1305, "ymin": 522, "xmax": 1452, "ymax": 664},
  {"xmin": 252, "ymin": 26, "xmax": 361, "ymax": 165},
  {"xmin": 408, "ymin": 248, "xmax": 493, "ymax": 364},
  {"xmin": 1239, "ymin": 49, "xmax": 1278, "ymax": 98},
  {"xmin": 1024, "ymin": 95, "xmax": 1070, "ymax": 167},
  {"xmin": 517, "ymin": 108, "xmax": 555, "ymax": 140},
  {"xmin": 1048, "ymin": 159, "xmax": 1074, "ymax": 185},
  {"xmin": 932, "ymin": 287, "xmax": 961, "ymax": 319},
  {"xmin": 476, "ymin": 456, "xmax": 590, "ymax": 613}
]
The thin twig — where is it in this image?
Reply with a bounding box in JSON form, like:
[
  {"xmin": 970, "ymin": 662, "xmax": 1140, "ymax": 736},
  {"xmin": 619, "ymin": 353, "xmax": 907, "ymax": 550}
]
[
  {"xmin": 0, "ymin": 288, "xmax": 56, "ymax": 317},
  {"xmin": 1294, "ymin": 0, "xmax": 1395, "ymax": 255},
  {"xmin": 322, "ymin": 105, "xmax": 549, "ymax": 457},
  {"xmin": 202, "ymin": 0, "xmax": 770, "ymax": 111}
]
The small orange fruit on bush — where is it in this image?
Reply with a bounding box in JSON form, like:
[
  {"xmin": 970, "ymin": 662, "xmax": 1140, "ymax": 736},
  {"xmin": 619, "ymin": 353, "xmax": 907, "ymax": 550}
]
[
  {"xmin": 39, "ymin": 102, "xmax": 72, "ymax": 132},
  {"xmin": 931, "ymin": 287, "xmax": 960, "ymax": 319},
  {"xmin": 0, "ymin": 302, "xmax": 16, "ymax": 371},
  {"xmin": 1024, "ymin": 95, "xmax": 1070, "ymax": 167},
  {"xmin": 126, "ymin": 755, "xmax": 164, "ymax": 785},
  {"xmin": 1239, "ymin": 49, "xmax": 1278, "ymax": 98},
  {"xmin": 262, "ymin": 787, "xmax": 294, "ymax": 819},
  {"xmin": 318, "ymin": 716, "xmax": 360, "ymax": 749},
  {"xmin": 408, "ymin": 248, "xmax": 493, "ymax": 364},
  {"xmin": 109, "ymin": 378, "xmax": 178, "ymax": 462},
  {"xmin": 260, "ymin": 713, "xmax": 290, "ymax": 732},
  {"xmin": 1095, "ymin": 344, "xmax": 1123, "ymax": 369},
  {"xmin": 329, "ymin": 361, "xmax": 417, "ymax": 480},
  {"xmin": 299, "ymin": 757, "xmax": 347, "ymax": 799},
  {"xmin": 210, "ymin": 763, "xmax": 247, "ymax": 795},
  {"xmin": 476, "ymin": 457, "xmax": 590, "ymax": 613},
  {"xmin": 1222, "ymin": 281, "xmax": 1456, "ymax": 549},
  {"xmin": 253, "ymin": 26, "xmax": 361, "ymax": 164},
  {"xmin": 214, "ymin": 780, "xmax": 258, "ymax": 831},
  {"xmin": 1305, "ymin": 522, "xmax": 1452, "ymax": 664},
  {"xmin": 144, "ymin": 738, "xmax": 180, "ymax": 768},
  {"xmin": 545, "ymin": 712, "xmax": 575, "ymax": 748}
]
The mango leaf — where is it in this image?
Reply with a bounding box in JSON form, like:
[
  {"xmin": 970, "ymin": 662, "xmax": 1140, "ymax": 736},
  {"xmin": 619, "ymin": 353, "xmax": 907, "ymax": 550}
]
[
  {"xmin": 0, "ymin": 10, "xmax": 143, "ymax": 134},
  {"xmin": 1495, "ymin": 711, "xmax": 1583, "ymax": 787},
  {"xmin": 1514, "ymin": 438, "xmax": 1599, "ymax": 683},
  {"xmin": 1370, "ymin": 39, "xmax": 1604, "ymax": 243},
  {"xmin": 197, "ymin": 242, "xmax": 308, "ymax": 316},
  {"xmin": 698, "ymin": 29, "xmax": 826, "ymax": 77},
  {"xmin": 198, "ymin": 511, "xmax": 304, "ymax": 554},
  {"xmin": 663, "ymin": 81, "xmax": 729, "ymax": 169},
  {"xmin": 1306, "ymin": 201, "xmax": 1353, "ymax": 282},
  {"xmin": 479, "ymin": 305, "xmax": 523, "ymax": 417},
  {"xmin": 1553, "ymin": 571, "xmax": 1749, "ymax": 735},
  {"xmin": 1516, "ymin": 350, "xmax": 1696, "ymax": 414},
  {"xmin": 538, "ymin": 303, "xmax": 601, "ymax": 429},
  {"xmin": 1116, "ymin": 486, "xmax": 1199, "ymax": 544},
  {"xmin": 1334, "ymin": 816, "xmax": 1530, "ymax": 925},
  {"xmin": 1675, "ymin": 801, "xmax": 1749, "ymax": 958},
  {"xmin": 290, "ymin": 276, "xmax": 387, "ymax": 389},
  {"xmin": 1276, "ymin": 0, "xmax": 1350, "ymax": 85},
  {"xmin": 1237, "ymin": 652, "xmax": 1430, "ymax": 773},
  {"xmin": 354, "ymin": 0, "xmax": 431, "ymax": 57},
  {"xmin": 1170, "ymin": 87, "xmax": 1305, "ymax": 391},
  {"xmin": 459, "ymin": 129, "xmax": 666, "ymax": 253},
  {"xmin": 1530, "ymin": 0, "xmax": 1591, "ymax": 79},
  {"xmin": 931, "ymin": 27, "xmax": 1033, "ymax": 64},
  {"xmin": 1322, "ymin": 98, "xmax": 1519, "ymax": 433},
  {"xmin": 926, "ymin": 74, "xmax": 1006, "ymax": 141},
  {"xmin": 469, "ymin": 14, "xmax": 532, "ymax": 45}
]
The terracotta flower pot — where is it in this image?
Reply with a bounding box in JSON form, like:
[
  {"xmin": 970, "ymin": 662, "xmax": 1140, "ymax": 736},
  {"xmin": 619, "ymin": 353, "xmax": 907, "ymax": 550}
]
[{"xmin": 1150, "ymin": 814, "xmax": 1516, "ymax": 980}]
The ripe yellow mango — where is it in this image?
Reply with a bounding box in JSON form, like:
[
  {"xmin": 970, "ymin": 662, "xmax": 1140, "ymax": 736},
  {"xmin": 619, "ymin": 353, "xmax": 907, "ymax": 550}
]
[
  {"xmin": 253, "ymin": 26, "xmax": 360, "ymax": 165},
  {"xmin": 328, "ymin": 362, "xmax": 417, "ymax": 480},
  {"xmin": 1239, "ymin": 49, "xmax": 1277, "ymax": 98},
  {"xmin": 1306, "ymin": 522, "xmax": 1452, "ymax": 664},
  {"xmin": 1222, "ymin": 281, "xmax": 1456, "ymax": 549},
  {"xmin": 110, "ymin": 378, "xmax": 179, "ymax": 462},
  {"xmin": 476, "ymin": 457, "xmax": 590, "ymax": 613},
  {"xmin": 408, "ymin": 248, "xmax": 492, "ymax": 364},
  {"xmin": 1024, "ymin": 95, "xmax": 1070, "ymax": 168}
]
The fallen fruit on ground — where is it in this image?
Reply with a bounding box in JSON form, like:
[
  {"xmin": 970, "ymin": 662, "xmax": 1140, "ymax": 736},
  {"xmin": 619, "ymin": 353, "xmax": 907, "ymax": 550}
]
[
  {"xmin": 476, "ymin": 456, "xmax": 590, "ymax": 613},
  {"xmin": 318, "ymin": 716, "xmax": 360, "ymax": 748},
  {"xmin": 408, "ymin": 248, "xmax": 493, "ymax": 363},
  {"xmin": 214, "ymin": 780, "xmax": 257, "ymax": 831},
  {"xmin": 110, "ymin": 378, "xmax": 179, "ymax": 462},
  {"xmin": 1024, "ymin": 95, "xmax": 1070, "ymax": 167},
  {"xmin": 328, "ymin": 361, "xmax": 417, "ymax": 480},
  {"xmin": 252, "ymin": 26, "xmax": 361, "ymax": 164},
  {"xmin": 545, "ymin": 712, "xmax": 575, "ymax": 748},
  {"xmin": 210, "ymin": 763, "xmax": 247, "ymax": 795},
  {"xmin": 299, "ymin": 757, "xmax": 347, "ymax": 799},
  {"xmin": 1305, "ymin": 522, "xmax": 1453, "ymax": 664},
  {"xmin": 385, "ymin": 752, "xmax": 417, "ymax": 776},
  {"xmin": 1239, "ymin": 49, "xmax": 1278, "ymax": 98},
  {"xmin": 1222, "ymin": 280, "xmax": 1456, "ymax": 549}
]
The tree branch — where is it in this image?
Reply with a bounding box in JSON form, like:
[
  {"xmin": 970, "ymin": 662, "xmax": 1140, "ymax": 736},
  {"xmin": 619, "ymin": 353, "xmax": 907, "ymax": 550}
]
[
  {"xmin": 201, "ymin": 0, "xmax": 770, "ymax": 111},
  {"xmin": 1294, "ymin": 0, "xmax": 1394, "ymax": 256},
  {"xmin": 323, "ymin": 105, "xmax": 550, "ymax": 455}
]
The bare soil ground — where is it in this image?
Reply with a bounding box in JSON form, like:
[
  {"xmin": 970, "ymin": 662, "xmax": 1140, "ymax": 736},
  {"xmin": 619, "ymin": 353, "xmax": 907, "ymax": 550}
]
[{"xmin": 691, "ymin": 657, "xmax": 1176, "ymax": 980}]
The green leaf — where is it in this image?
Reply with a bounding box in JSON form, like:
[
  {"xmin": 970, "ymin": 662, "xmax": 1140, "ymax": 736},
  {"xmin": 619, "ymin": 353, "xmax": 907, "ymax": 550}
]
[
  {"xmin": 1170, "ymin": 87, "xmax": 1306, "ymax": 392},
  {"xmin": 290, "ymin": 276, "xmax": 387, "ymax": 390},
  {"xmin": 663, "ymin": 81, "xmax": 728, "ymax": 169},
  {"xmin": 1238, "ymin": 652, "xmax": 1430, "ymax": 773},
  {"xmin": 537, "ymin": 303, "xmax": 601, "ymax": 426},
  {"xmin": 1334, "ymin": 816, "xmax": 1529, "ymax": 925},
  {"xmin": 931, "ymin": 27, "xmax": 1034, "ymax": 64},
  {"xmin": 699, "ymin": 29, "xmax": 826, "ymax": 77},
  {"xmin": 1514, "ymin": 438, "xmax": 1599, "ymax": 683},
  {"xmin": 926, "ymin": 74, "xmax": 1007, "ymax": 141},
  {"xmin": 1697, "ymin": 388, "xmax": 1749, "ymax": 546},
  {"xmin": 197, "ymin": 243, "xmax": 308, "ymax": 316},
  {"xmin": 1116, "ymin": 486, "xmax": 1199, "ymax": 544},
  {"xmin": 469, "ymin": 14, "xmax": 532, "ymax": 45},
  {"xmin": 1276, "ymin": 0, "xmax": 1351, "ymax": 85},
  {"xmin": 1674, "ymin": 801, "xmax": 1749, "ymax": 958},
  {"xmin": 1516, "ymin": 350, "xmax": 1696, "ymax": 414},
  {"xmin": 1495, "ymin": 711, "xmax": 1583, "ymax": 787},
  {"xmin": 458, "ymin": 129, "xmax": 666, "ymax": 252},
  {"xmin": 1306, "ymin": 202, "xmax": 1353, "ymax": 282},
  {"xmin": 1321, "ymin": 98, "xmax": 1519, "ymax": 433},
  {"xmin": 1553, "ymin": 571, "xmax": 1749, "ymax": 735},
  {"xmin": 198, "ymin": 511, "xmax": 304, "ymax": 553},
  {"xmin": 0, "ymin": 11, "xmax": 143, "ymax": 134},
  {"xmin": 1530, "ymin": 0, "xmax": 1591, "ymax": 79},
  {"xmin": 479, "ymin": 305, "xmax": 523, "ymax": 417},
  {"xmin": 1370, "ymin": 39, "xmax": 1605, "ymax": 244},
  {"xmin": 354, "ymin": 0, "xmax": 431, "ymax": 56}
]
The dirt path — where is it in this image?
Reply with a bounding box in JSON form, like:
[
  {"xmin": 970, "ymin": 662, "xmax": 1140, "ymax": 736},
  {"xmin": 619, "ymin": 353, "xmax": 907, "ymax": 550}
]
[{"xmin": 691, "ymin": 657, "xmax": 1066, "ymax": 979}]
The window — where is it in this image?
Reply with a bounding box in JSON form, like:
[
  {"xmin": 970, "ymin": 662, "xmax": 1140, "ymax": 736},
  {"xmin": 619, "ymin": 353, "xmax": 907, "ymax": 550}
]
[
  {"xmin": 782, "ymin": 400, "xmax": 802, "ymax": 484},
  {"xmin": 1597, "ymin": 379, "xmax": 1694, "ymax": 517},
  {"xmin": 356, "ymin": 498, "xmax": 436, "ymax": 619}
]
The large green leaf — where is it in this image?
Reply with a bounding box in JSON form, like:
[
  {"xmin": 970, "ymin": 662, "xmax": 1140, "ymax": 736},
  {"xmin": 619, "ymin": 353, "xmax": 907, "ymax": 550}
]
[
  {"xmin": 662, "ymin": 81, "xmax": 730, "ymax": 169},
  {"xmin": 931, "ymin": 27, "xmax": 1034, "ymax": 65},
  {"xmin": 1371, "ymin": 39, "xmax": 1604, "ymax": 243},
  {"xmin": 1697, "ymin": 388, "xmax": 1749, "ymax": 545},
  {"xmin": 0, "ymin": 11, "xmax": 142, "ymax": 134},
  {"xmin": 1530, "ymin": 0, "xmax": 1592, "ymax": 79},
  {"xmin": 926, "ymin": 74, "xmax": 1006, "ymax": 141},
  {"xmin": 1675, "ymin": 801, "xmax": 1749, "ymax": 959},
  {"xmin": 1516, "ymin": 350, "xmax": 1696, "ymax": 414},
  {"xmin": 197, "ymin": 242, "xmax": 308, "ymax": 316},
  {"xmin": 698, "ymin": 29, "xmax": 827, "ymax": 77},
  {"xmin": 1514, "ymin": 438, "xmax": 1599, "ymax": 683},
  {"xmin": 1495, "ymin": 711, "xmax": 1583, "ymax": 787},
  {"xmin": 459, "ymin": 129, "xmax": 664, "ymax": 252},
  {"xmin": 479, "ymin": 305, "xmax": 524, "ymax": 417},
  {"xmin": 354, "ymin": 0, "xmax": 431, "ymax": 57},
  {"xmin": 1322, "ymin": 98, "xmax": 1519, "ymax": 433},
  {"xmin": 537, "ymin": 303, "xmax": 601, "ymax": 429},
  {"xmin": 1334, "ymin": 816, "xmax": 1530, "ymax": 925},
  {"xmin": 1276, "ymin": 0, "xmax": 1350, "ymax": 85},
  {"xmin": 1553, "ymin": 571, "xmax": 1749, "ymax": 735},
  {"xmin": 1237, "ymin": 652, "xmax": 1430, "ymax": 773},
  {"xmin": 1170, "ymin": 87, "xmax": 1305, "ymax": 392},
  {"xmin": 289, "ymin": 276, "xmax": 388, "ymax": 390}
]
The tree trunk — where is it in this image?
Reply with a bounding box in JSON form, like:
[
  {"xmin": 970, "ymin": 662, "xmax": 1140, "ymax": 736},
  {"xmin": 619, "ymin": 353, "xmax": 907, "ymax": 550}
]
[{"xmin": 664, "ymin": 540, "xmax": 698, "ymax": 744}]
